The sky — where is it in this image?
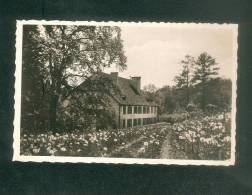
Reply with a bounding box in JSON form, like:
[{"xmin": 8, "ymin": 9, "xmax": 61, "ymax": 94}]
[{"xmin": 104, "ymin": 23, "xmax": 237, "ymax": 88}]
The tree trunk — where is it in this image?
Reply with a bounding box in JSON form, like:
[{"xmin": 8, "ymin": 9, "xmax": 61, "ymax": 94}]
[
  {"xmin": 49, "ymin": 94, "xmax": 59, "ymax": 131},
  {"xmin": 186, "ymin": 86, "xmax": 190, "ymax": 105},
  {"xmin": 201, "ymin": 82, "xmax": 206, "ymax": 112}
]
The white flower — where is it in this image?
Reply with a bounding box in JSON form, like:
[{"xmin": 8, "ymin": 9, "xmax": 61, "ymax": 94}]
[
  {"xmin": 217, "ymin": 114, "xmax": 224, "ymax": 120},
  {"xmin": 144, "ymin": 142, "xmax": 148, "ymax": 146},
  {"xmin": 223, "ymin": 136, "xmax": 231, "ymax": 143},
  {"xmin": 32, "ymin": 148, "xmax": 40, "ymax": 154},
  {"xmin": 60, "ymin": 147, "xmax": 66, "ymax": 152},
  {"xmin": 103, "ymin": 147, "xmax": 108, "ymax": 151},
  {"xmin": 114, "ymin": 138, "xmax": 118, "ymax": 142},
  {"xmin": 49, "ymin": 149, "xmax": 55, "ymax": 155}
]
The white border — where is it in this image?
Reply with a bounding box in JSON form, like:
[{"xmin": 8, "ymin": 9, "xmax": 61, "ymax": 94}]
[{"xmin": 13, "ymin": 20, "xmax": 238, "ymax": 166}]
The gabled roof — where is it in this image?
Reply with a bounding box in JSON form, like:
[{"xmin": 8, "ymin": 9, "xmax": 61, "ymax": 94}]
[
  {"xmin": 111, "ymin": 75, "xmax": 156, "ymax": 106},
  {"xmin": 80, "ymin": 72, "xmax": 157, "ymax": 106}
]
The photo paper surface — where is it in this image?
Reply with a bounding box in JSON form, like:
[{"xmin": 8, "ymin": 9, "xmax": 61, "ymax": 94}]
[{"xmin": 13, "ymin": 20, "xmax": 237, "ymax": 165}]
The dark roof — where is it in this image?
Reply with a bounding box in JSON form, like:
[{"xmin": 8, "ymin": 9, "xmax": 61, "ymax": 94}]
[
  {"xmin": 81, "ymin": 72, "xmax": 157, "ymax": 106},
  {"xmin": 112, "ymin": 75, "xmax": 156, "ymax": 106}
]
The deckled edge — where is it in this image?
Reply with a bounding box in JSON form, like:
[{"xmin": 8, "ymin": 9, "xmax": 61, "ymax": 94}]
[{"xmin": 13, "ymin": 20, "xmax": 238, "ymax": 166}]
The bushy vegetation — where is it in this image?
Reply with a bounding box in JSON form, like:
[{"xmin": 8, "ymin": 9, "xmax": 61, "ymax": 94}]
[
  {"xmin": 20, "ymin": 112, "xmax": 231, "ymax": 160},
  {"xmin": 21, "ymin": 29, "xmax": 233, "ymax": 161},
  {"xmin": 20, "ymin": 123, "xmax": 170, "ymax": 158},
  {"xmin": 159, "ymin": 112, "xmax": 189, "ymax": 124},
  {"xmin": 170, "ymin": 112, "xmax": 231, "ymax": 160}
]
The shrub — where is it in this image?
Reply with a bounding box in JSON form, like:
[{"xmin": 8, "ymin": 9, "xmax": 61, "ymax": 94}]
[
  {"xmin": 159, "ymin": 113, "xmax": 189, "ymax": 124},
  {"xmin": 20, "ymin": 123, "xmax": 171, "ymax": 158},
  {"xmin": 170, "ymin": 113, "xmax": 231, "ymax": 160},
  {"xmin": 186, "ymin": 103, "xmax": 197, "ymax": 112}
]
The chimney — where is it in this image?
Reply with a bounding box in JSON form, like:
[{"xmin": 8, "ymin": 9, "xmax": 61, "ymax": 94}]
[
  {"xmin": 110, "ymin": 72, "xmax": 118, "ymax": 84},
  {"xmin": 131, "ymin": 76, "xmax": 141, "ymax": 93}
]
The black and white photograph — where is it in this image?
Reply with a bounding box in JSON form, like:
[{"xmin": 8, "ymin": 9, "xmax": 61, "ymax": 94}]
[{"xmin": 13, "ymin": 21, "xmax": 237, "ymax": 165}]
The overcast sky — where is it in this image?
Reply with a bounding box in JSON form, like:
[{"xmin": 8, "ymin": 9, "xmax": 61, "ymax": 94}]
[{"xmin": 104, "ymin": 23, "xmax": 237, "ymax": 88}]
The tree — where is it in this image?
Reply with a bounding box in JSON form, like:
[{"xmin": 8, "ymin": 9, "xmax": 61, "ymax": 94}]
[
  {"xmin": 22, "ymin": 25, "xmax": 49, "ymax": 131},
  {"xmin": 204, "ymin": 78, "xmax": 232, "ymax": 112},
  {"xmin": 23, "ymin": 25, "xmax": 127, "ymax": 131},
  {"xmin": 174, "ymin": 55, "xmax": 194, "ymax": 105},
  {"xmin": 192, "ymin": 52, "xmax": 219, "ymax": 111},
  {"xmin": 143, "ymin": 84, "xmax": 158, "ymax": 102},
  {"xmin": 155, "ymin": 86, "xmax": 177, "ymax": 114}
]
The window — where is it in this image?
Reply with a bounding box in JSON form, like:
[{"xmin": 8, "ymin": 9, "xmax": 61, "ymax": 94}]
[
  {"xmin": 143, "ymin": 106, "xmax": 146, "ymax": 114},
  {"xmin": 134, "ymin": 106, "xmax": 138, "ymax": 114},
  {"xmin": 138, "ymin": 118, "xmax": 141, "ymax": 126},
  {"xmin": 143, "ymin": 118, "xmax": 146, "ymax": 125},
  {"xmin": 147, "ymin": 106, "xmax": 149, "ymax": 114},
  {"xmin": 133, "ymin": 119, "xmax": 137, "ymax": 126},
  {"xmin": 138, "ymin": 106, "xmax": 142, "ymax": 114},
  {"xmin": 122, "ymin": 119, "xmax": 126, "ymax": 128},
  {"xmin": 128, "ymin": 106, "xmax": 132, "ymax": 114},
  {"xmin": 127, "ymin": 119, "xmax": 132, "ymax": 127},
  {"xmin": 150, "ymin": 107, "xmax": 153, "ymax": 113},
  {"xmin": 123, "ymin": 106, "xmax": 126, "ymax": 114}
]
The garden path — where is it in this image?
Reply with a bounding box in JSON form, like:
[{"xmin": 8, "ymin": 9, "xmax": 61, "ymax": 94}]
[
  {"xmin": 107, "ymin": 136, "xmax": 145, "ymax": 157},
  {"xmin": 160, "ymin": 131, "xmax": 188, "ymax": 159}
]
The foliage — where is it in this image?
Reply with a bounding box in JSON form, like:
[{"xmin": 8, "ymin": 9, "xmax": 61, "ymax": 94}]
[
  {"xmin": 204, "ymin": 78, "xmax": 232, "ymax": 112},
  {"xmin": 155, "ymin": 86, "xmax": 177, "ymax": 113},
  {"xmin": 192, "ymin": 52, "xmax": 220, "ymax": 111},
  {"xmin": 156, "ymin": 52, "xmax": 231, "ymax": 114},
  {"xmin": 21, "ymin": 25, "xmax": 50, "ymax": 132},
  {"xmin": 22, "ymin": 25, "xmax": 127, "ymax": 131},
  {"xmin": 170, "ymin": 113, "xmax": 231, "ymax": 160},
  {"xmin": 174, "ymin": 55, "xmax": 194, "ymax": 104},
  {"xmin": 159, "ymin": 112, "xmax": 189, "ymax": 124},
  {"xmin": 20, "ymin": 123, "xmax": 170, "ymax": 158},
  {"xmin": 142, "ymin": 84, "xmax": 158, "ymax": 103}
]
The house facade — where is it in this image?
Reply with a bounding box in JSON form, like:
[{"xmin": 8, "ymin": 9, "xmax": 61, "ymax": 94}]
[{"xmin": 106, "ymin": 72, "xmax": 158, "ymax": 128}]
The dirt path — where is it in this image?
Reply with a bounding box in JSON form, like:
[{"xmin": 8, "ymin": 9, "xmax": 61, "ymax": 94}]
[
  {"xmin": 107, "ymin": 136, "xmax": 145, "ymax": 157},
  {"xmin": 160, "ymin": 131, "xmax": 173, "ymax": 159},
  {"xmin": 160, "ymin": 131, "xmax": 188, "ymax": 159}
]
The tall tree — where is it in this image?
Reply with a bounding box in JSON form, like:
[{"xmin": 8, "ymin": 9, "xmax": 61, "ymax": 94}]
[
  {"xmin": 192, "ymin": 52, "xmax": 219, "ymax": 111},
  {"xmin": 143, "ymin": 84, "xmax": 158, "ymax": 102},
  {"xmin": 23, "ymin": 25, "xmax": 127, "ymax": 131},
  {"xmin": 22, "ymin": 25, "xmax": 49, "ymax": 131},
  {"xmin": 174, "ymin": 55, "xmax": 194, "ymax": 105}
]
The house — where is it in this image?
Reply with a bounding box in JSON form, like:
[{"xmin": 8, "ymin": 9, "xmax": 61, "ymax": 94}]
[
  {"xmin": 62, "ymin": 71, "xmax": 159, "ymax": 129},
  {"xmin": 100, "ymin": 72, "xmax": 158, "ymax": 128}
]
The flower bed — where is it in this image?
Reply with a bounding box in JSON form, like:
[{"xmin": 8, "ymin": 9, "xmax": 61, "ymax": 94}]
[
  {"xmin": 170, "ymin": 113, "xmax": 231, "ymax": 160},
  {"xmin": 114, "ymin": 124, "xmax": 171, "ymax": 158},
  {"xmin": 20, "ymin": 123, "xmax": 171, "ymax": 158},
  {"xmin": 20, "ymin": 113, "xmax": 232, "ymax": 160}
]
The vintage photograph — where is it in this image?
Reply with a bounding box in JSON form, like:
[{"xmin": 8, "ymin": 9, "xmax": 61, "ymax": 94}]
[{"xmin": 13, "ymin": 21, "xmax": 237, "ymax": 165}]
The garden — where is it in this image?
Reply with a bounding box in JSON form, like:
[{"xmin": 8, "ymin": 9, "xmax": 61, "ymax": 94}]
[
  {"xmin": 168, "ymin": 112, "xmax": 231, "ymax": 160},
  {"xmin": 20, "ymin": 112, "xmax": 231, "ymax": 160},
  {"xmin": 20, "ymin": 123, "xmax": 171, "ymax": 158}
]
